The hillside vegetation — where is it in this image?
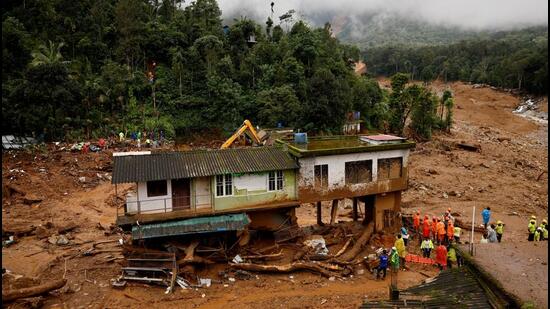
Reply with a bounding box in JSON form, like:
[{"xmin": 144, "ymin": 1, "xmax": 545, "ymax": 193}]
[
  {"xmin": 2, "ymin": 0, "xmax": 389, "ymax": 140},
  {"xmin": 363, "ymin": 27, "xmax": 548, "ymax": 94}
]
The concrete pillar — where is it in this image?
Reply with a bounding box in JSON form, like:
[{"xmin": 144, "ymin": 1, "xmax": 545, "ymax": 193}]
[
  {"xmin": 352, "ymin": 197, "xmax": 358, "ymax": 221},
  {"xmin": 330, "ymin": 199, "xmax": 339, "ymax": 225},
  {"xmin": 316, "ymin": 201, "xmax": 324, "ymax": 226},
  {"xmin": 363, "ymin": 195, "xmax": 375, "ymax": 226}
]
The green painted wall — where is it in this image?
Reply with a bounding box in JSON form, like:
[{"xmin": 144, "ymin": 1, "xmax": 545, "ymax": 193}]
[{"xmin": 213, "ymin": 170, "xmax": 297, "ymax": 211}]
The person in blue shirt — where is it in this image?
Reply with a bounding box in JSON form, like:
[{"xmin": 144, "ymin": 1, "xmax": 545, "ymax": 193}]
[
  {"xmin": 376, "ymin": 249, "xmax": 389, "ymax": 280},
  {"xmin": 481, "ymin": 207, "xmax": 491, "ymax": 228},
  {"xmin": 401, "ymin": 227, "xmax": 409, "ymax": 246}
]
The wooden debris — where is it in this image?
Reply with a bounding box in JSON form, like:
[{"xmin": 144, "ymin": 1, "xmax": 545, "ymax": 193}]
[
  {"xmin": 2, "ymin": 225, "xmax": 36, "ymax": 237},
  {"xmin": 292, "ymin": 248, "xmax": 309, "ymax": 261},
  {"xmin": 176, "ymin": 256, "xmax": 214, "ymax": 265},
  {"xmin": 183, "ymin": 240, "xmax": 199, "ymax": 262},
  {"xmin": 22, "ymin": 194, "xmax": 43, "ymax": 205},
  {"xmin": 457, "ymin": 143, "xmax": 480, "ymax": 152},
  {"xmin": 2, "ymin": 279, "xmax": 67, "ymax": 302},
  {"xmin": 333, "ymin": 237, "xmax": 353, "ymax": 258},
  {"xmin": 257, "ymin": 244, "xmax": 279, "ymax": 254},
  {"xmin": 6, "ymin": 184, "xmax": 26, "ymax": 196},
  {"xmin": 338, "ymin": 222, "xmax": 374, "ymax": 262},
  {"xmin": 241, "ymin": 251, "xmax": 283, "ymax": 260},
  {"xmin": 57, "ymin": 223, "xmax": 78, "ymax": 234},
  {"xmin": 230, "ymin": 262, "xmax": 340, "ymax": 278}
]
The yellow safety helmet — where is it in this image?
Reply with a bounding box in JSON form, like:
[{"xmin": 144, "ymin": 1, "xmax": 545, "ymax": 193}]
[
  {"xmin": 497, "ymin": 220, "xmax": 503, "ymax": 225},
  {"xmin": 531, "ymin": 215, "xmax": 537, "ymax": 220},
  {"xmin": 543, "ymin": 219, "xmax": 548, "ymax": 224}
]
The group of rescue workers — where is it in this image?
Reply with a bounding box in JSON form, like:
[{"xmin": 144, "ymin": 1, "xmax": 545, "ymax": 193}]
[
  {"xmin": 527, "ymin": 215, "xmax": 548, "ymax": 241},
  {"xmin": 376, "ymin": 208, "xmax": 463, "ymax": 279},
  {"xmin": 375, "ymin": 207, "xmax": 549, "ymax": 280}
]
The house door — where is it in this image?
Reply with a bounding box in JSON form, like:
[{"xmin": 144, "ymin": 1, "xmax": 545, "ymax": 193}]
[{"xmin": 172, "ymin": 178, "xmax": 191, "ymax": 210}]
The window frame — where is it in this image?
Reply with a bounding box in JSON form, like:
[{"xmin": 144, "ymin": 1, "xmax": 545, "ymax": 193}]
[
  {"xmin": 215, "ymin": 174, "xmax": 233, "ymax": 197},
  {"xmin": 377, "ymin": 157, "xmax": 403, "ymax": 180},
  {"xmin": 345, "ymin": 160, "xmax": 373, "ymax": 184},
  {"xmin": 146, "ymin": 180, "xmax": 168, "ymax": 197},
  {"xmin": 268, "ymin": 171, "xmax": 284, "ymax": 191},
  {"xmin": 314, "ymin": 164, "xmax": 329, "ymax": 188}
]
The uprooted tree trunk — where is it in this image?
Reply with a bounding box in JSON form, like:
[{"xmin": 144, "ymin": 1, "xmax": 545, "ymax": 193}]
[
  {"xmin": 230, "ymin": 262, "xmax": 340, "ymax": 278},
  {"xmin": 337, "ymin": 222, "xmax": 374, "ymax": 262},
  {"xmin": 2, "ymin": 279, "xmax": 67, "ymax": 302}
]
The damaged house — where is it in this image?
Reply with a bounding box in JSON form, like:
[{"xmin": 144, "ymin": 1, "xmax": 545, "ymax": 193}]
[
  {"xmin": 112, "ymin": 134, "xmax": 415, "ymax": 240},
  {"xmin": 112, "ymin": 147, "xmax": 300, "ymax": 241},
  {"xmin": 276, "ymin": 134, "xmax": 415, "ymax": 231}
]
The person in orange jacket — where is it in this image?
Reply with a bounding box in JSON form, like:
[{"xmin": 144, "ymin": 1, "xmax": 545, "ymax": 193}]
[
  {"xmin": 422, "ymin": 215, "xmax": 431, "ymax": 239},
  {"xmin": 432, "ymin": 216, "xmax": 438, "ymax": 241},
  {"xmin": 435, "ymin": 244, "xmax": 448, "ymax": 270},
  {"xmin": 446, "ymin": 221, "xmax": 455, "ymax": 244},
  {"xmin": 413, "ymin": 211, "xmax": 421, "ymax": 236},
  {"xmin": 436, "ymin": 218, "xmax": 446, "ymax": 244}
]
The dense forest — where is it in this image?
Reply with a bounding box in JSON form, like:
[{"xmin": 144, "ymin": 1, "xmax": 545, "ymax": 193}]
[
  {"xmin": 2, "ymin": 0, "xmax": 385, "ymax": 141},
  {"xmin": 364, "ymin": 27, "xmax": 548, "ymax": 94},
  {"xmin": 2, "ymin": 0, "xmax": 530, "ymax": 143}
]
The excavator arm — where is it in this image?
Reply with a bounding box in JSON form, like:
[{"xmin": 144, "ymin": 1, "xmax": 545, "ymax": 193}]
[{"xmin": 220, "ymin": 120, "xmax": 262, "ymax": 149}]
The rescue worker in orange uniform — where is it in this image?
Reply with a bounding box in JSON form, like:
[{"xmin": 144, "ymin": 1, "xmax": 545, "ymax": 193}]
[
  {"xmin": 413, "ymin": 211, "xmax": 421, "ymax": 237},
  {"xmin": 436, "ymin": 218, "xmax": 446, "ymax": 244},
  {"xmin": 435, "ymin": 244, "xmax": 448, "ymax": 270},
  {"xmin": 432, "ymin": 216, "xmax": 438, "ymax": 242},
  {"xmin": 446, "ymin": 221, "xmax": 455, "ymax": 244},
  {"xmin": 422, "ymin": 215, "xmax": 431, "ymax": 239}
]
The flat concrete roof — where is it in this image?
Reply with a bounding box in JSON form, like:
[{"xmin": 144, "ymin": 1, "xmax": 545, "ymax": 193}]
[{"xmin": 275, "ymin": 135, "xmax": 415, "ymax": 157}]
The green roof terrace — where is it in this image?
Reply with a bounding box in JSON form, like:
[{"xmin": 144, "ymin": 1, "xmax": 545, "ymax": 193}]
[{"xmin": 275, "ymin": 134, "xmax": 416, "ymax": 157}]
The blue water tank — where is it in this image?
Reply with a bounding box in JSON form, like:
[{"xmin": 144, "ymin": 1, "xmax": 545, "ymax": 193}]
[{"xmin": 294, "ymin": 133, "xmax": 308, "ymax": 144}]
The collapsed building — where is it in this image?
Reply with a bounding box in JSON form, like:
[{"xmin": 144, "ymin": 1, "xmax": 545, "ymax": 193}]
[{"xmin": 112, "ymin": 134, "xmax": 415, "ymax": 239}]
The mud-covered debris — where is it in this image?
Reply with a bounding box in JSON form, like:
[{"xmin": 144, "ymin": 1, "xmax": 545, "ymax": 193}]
[
  {"xmin": 23, "ymin": 194, "xmax": 43, "ymax": 205},
  {"xmin": 3, "ymin": 236, "xmax": 16, "ymax": 247},
  {"xmin": 232, "ymin": 255, "xmax": 243, "ymax": 264},
  {"xmin": 47, "ymin": 235, "xmax": 69, "ymax": 246},
  {"xmin": 303, "ymin": 235, "xmax": 328, "ymax": 256}
]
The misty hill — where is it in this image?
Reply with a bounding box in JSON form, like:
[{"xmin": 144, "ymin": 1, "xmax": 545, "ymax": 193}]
[{"xmin": 332, "ymin": 13, "xmax": 546, "ymax": 48}]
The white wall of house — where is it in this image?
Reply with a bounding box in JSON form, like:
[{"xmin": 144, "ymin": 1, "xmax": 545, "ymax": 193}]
[
  {"xmin": 297, "ymin": 149, "xmax": 410, "ymax": 189},
  {"xmin": 195, "ymin": 177, "xmax": 212, "ymax": 209},
  {"xmin": 234, "ymin": 173, "xmax": 268, "ymax": 192},
  {"xmin": 126, "ymin": 180, "xmax": 172, "ymax": 214}
]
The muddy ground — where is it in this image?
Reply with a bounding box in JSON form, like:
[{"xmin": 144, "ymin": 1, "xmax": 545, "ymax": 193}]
[
  {"xmin": 465, "ymin": 242, "xmax": 548, "ymax": 309},
  {"xmin": 2, "ymin": 80, "xmax": 548, "ymax": 308}
]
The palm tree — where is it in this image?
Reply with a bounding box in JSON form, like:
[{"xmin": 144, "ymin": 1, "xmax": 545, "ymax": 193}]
[{"xmin": 30, "ymin": 41, "xmax": 70, "ymax": 66}]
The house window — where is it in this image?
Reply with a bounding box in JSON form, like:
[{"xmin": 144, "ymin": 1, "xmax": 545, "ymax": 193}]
[
  {"xmin": 216, "ymin": 174, "xmax": 233, "ymax": 196},
  {"xmin": 269, "ymin": 171, "xmax": 284, "ymax": 191},
  {"xmin": 378, "ymin": 157, "xmax": 403, "ymax": 181},
  {"xmin": 345, "ymin": 160, "xmax": 373, "ymax": 184},
  {"xmin": 147, "ymin": 180, "xmax": 167, "ymax": 197},
  {"xmin": 314, "ymin": 164, "xmax": 328, "ymax": 188}
]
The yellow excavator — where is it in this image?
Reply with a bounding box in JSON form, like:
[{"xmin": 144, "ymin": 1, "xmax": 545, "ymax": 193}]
[{"xmin": 220, "ymin": 120, "xmax": 266, "ymax": 149}]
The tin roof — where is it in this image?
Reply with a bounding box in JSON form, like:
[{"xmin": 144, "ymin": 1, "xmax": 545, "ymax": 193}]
[
  {"xmin": 361, "ymin": 134, "xmax": 405, "ymax": 141},
  {"xmin": 361, "ymin": 267, "xmax": 493, "ymax": 308},
  {"xmin": 112, "ymin": 147, "xmax": 298, "ymax": 184},
  {"xmin": 132, "ymin": 213, "xmax": 250, "ymax": 239}
]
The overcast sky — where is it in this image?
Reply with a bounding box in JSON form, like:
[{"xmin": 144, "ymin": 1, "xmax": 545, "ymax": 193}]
[{"xmin": 216, "ymin": 0, "xmax": 548, "ymax": 30}]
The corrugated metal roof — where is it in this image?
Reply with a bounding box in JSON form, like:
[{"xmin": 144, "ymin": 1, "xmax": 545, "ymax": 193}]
[
  {"xmin": 361, "ymin": 267, "xmax": 493, "ymax": 308},
  {"xmin": 132, "ymin": 213, "xmax": 250, "ymax": 239},
  {"xmin": 112, "ymin": 147, "xmax": 298, "ymax": 184}
]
